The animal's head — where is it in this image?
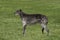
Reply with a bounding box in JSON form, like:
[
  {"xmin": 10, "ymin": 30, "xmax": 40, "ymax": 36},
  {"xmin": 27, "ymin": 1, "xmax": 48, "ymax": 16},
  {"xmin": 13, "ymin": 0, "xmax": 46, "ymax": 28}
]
[{"xmin": 15, "ymin": 9, "xmax": 22, "ymax": 15}]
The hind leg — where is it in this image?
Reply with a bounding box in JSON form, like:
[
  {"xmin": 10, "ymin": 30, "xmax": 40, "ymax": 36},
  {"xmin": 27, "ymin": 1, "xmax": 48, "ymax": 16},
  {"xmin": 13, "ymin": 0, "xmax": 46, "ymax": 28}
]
[
  {"xmin": 42, "ymin": 27, "xmax": 44, "ymax": 34},
  {"xmin": 41, "ymin": 23, "xmax": 49, "ymax": 35}
]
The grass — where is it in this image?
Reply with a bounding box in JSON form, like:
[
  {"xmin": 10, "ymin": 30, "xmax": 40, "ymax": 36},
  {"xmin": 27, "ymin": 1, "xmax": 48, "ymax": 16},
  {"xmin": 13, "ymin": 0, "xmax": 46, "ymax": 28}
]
[{"xmin": 0, "ymin": 0, "xmax": 60, "ymax": 40}]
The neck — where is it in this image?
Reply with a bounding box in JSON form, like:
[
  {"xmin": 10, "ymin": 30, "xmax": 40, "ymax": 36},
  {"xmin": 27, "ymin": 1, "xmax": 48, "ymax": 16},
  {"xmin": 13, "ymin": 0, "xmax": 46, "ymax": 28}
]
[{"xmin": 19, "ymin": 12, "xmax": 26, "ymax": 18}]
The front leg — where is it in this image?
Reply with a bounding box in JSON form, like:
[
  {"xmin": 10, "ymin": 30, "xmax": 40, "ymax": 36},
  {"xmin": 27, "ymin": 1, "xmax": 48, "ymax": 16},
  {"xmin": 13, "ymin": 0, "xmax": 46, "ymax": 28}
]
[
  {"xmin": 23, "ymin": 24, "xmax": 27, "ymax": 35},
  {"xmin": 22, "ymin": 19, "xmax": 27, "ymax": 36}
]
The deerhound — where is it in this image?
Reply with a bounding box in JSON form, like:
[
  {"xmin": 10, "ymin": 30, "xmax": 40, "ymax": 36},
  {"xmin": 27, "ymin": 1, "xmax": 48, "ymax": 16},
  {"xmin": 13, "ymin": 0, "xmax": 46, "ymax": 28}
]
[{"xmin": 15, "ymin": 9, "xmax": 49, "ymax": 35}]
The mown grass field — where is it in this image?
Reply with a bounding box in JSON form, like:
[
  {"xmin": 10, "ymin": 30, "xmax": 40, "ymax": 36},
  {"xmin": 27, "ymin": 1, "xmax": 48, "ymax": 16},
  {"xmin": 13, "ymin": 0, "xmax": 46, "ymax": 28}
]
[{"xmin": 0, "ymin": 0, "xmax": 60, "ymax": 40}]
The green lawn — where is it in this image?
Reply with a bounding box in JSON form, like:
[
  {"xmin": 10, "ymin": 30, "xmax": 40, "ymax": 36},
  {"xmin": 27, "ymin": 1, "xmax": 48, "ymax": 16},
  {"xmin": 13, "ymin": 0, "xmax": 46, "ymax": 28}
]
[{"xmin": 0, "ymin": 0, "xmax": 60, "ymax": 40}]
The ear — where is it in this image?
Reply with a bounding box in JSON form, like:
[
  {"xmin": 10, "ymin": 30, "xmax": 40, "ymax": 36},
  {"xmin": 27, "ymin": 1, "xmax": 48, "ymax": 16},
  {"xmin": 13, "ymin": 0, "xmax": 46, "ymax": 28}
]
[{"xmin": 20, "ymin": 9, "xmax": 22, "ymax": 12}]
